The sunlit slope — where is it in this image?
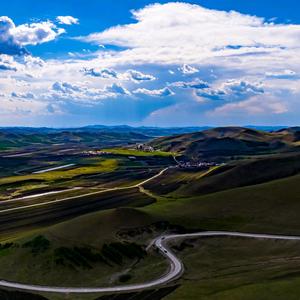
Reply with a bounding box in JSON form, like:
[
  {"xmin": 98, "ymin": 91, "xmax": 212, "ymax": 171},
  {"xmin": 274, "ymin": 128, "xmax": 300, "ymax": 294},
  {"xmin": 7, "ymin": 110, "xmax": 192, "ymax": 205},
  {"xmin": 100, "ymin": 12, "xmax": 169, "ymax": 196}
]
[{"xmin": 144, "ymin": 152, "xmax": 300, "ymax": 196}]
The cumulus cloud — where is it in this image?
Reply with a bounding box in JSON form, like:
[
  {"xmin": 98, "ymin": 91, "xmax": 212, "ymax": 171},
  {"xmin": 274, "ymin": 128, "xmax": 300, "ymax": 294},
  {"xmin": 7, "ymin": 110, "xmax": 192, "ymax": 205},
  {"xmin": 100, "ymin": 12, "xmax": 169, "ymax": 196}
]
[
  {"xmin": 197, "ymin": 80, "xmax": 264, "ymax": 101},
  {"xmin": 133, "ymin": 87, "xmax": 174, "ymax": 97},
  {"xmin": 0, "ymin": 54, "xmax": 17, "ymax": 71},
  {"xmin": 82, "ymin": 68, "xmax": 118, "ymax": 78},
  {"xmin": 11, "ymin": 91, "xmax": 35, "ymax": 99},
  {"xmin": 123, "ymin": 69, "xmax": 155, "ymax": 82},
  {"xmin": 80, "ymin": 2, "xmax": 300, "ymax": 67},
  {"xmin": 179, "ymin": 64, "xmax": 199, "ymax": 74},
  {"xmin": 104, "ymin": 83, "xmax": 130, "ymax": 95},
  {"xmin": 56, "ymin": 16, "xmax": 79, "ymax": 25},
  {"xmin": 0, "ymin": 16, "xmax": 64, "ymax": 55},
  {"xmin": 82, "ymin": 67, "xmax": 155, "ymax": 82},
  {"xmin": 49, "ymin": 81, "xmax": 130, "ymax": 102},
  {"xmin": 171, "ymin": 79, "xmax": 209, "ymax": 89}
]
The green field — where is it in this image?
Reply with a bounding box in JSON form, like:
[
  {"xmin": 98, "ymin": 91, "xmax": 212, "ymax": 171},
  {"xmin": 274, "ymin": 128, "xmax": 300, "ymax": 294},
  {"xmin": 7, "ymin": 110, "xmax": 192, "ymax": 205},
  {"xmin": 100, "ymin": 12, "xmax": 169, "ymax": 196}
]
[
  {"xmin": 0, "ymin": 159, "xmax": 118, "ymax": 186},
  {"xmin": 101, "ymin": 148, "xmax": 176, "ymax": 157},
  {"xmin": 1, "ymin": 127, "xmax": 300, "ymax": 299}
]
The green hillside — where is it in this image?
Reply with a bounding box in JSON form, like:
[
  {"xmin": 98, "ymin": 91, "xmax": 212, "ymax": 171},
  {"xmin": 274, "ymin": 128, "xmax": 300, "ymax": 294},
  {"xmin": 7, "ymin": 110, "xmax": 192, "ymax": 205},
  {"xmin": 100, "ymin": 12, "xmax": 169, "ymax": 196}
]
[
  {"xmin": 144, "ymin": 152, "xmax": 300, "ymax": 197},
  {"xmin": 150, "ymin": 127, "xmax": 300, "ymax": 161}
]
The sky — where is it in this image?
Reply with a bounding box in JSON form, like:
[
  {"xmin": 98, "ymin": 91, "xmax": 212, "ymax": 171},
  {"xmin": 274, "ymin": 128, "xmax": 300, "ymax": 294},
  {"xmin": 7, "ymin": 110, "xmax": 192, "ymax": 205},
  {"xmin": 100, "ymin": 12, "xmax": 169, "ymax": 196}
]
[{"xmin": 0, "ymin": 0, "xmax": 300, "ymax": 127}]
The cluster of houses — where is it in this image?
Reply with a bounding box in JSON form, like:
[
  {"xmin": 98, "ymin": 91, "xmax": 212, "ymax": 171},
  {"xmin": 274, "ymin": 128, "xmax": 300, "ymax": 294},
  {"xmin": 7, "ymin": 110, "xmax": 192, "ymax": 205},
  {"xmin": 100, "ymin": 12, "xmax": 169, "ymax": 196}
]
[
  {"xmin": 135, "ymin": 144, "xmax": 155, "ymax": 152},
  {"xmin": 82, "ymin": 143, "xmax": 156, "ymax": 157},
  {"xmin": 82, "ymin": 150, "xmax": 110, "ymax": 156},
  {"xmin": 177, "ymin": 161, "xmax": 218, "ymax": 169}
]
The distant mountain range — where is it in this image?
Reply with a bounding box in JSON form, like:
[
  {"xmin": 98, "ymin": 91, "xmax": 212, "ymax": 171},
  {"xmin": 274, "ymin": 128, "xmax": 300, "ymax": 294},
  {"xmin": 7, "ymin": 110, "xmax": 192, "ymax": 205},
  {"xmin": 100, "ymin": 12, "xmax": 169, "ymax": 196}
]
[
  {"xmin": 0, "ymin": 125, "xmax": 297, "ymax": 152},
  {"xmin": 0, "ymin": 124, "xmax": 288, "ymax": 136}
]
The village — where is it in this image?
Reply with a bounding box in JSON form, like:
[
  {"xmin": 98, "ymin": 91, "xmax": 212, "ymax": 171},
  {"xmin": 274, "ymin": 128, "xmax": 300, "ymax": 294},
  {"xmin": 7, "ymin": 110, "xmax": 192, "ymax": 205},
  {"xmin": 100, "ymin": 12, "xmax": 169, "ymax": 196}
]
[{"xmin": 82, "ymin": 143, "xmax": 220, "ymax": 170}]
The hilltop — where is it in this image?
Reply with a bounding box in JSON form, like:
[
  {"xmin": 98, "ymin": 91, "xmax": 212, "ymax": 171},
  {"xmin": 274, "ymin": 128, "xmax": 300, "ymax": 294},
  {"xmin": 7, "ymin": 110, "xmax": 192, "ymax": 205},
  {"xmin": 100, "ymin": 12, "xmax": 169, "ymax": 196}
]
[{"xmin": 150, "ymin": 126, "xmax": 300, "ymax": 161}]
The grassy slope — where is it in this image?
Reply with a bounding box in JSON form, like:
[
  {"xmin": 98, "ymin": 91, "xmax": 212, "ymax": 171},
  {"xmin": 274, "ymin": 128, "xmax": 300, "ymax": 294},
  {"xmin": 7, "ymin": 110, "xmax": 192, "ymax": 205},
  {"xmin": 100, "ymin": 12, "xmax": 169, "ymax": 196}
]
[
  {"xmin": 101, "ymin": 148, "xmax": 175, "ymax": 157},
  {"xmin": 164, "ymin": 238, "xmax": 300, "ymax": 300},
  {"xmin": 144, "ymin": 173, "xmax": 300, "ymax": 234},
  {"xmin": 150, "ymin": 127, "xmax": 300, "ymax": 161},
  {"xmin": 144, "ymin": 152, "xmax": 300, "ymax": 197},
  {"xmin": 0, "ymin": 159, "xmax": 118, "ymax": 185},
  {"xmin": 1, "ymin": 153, "xmax": 300, "ymax": 299}
]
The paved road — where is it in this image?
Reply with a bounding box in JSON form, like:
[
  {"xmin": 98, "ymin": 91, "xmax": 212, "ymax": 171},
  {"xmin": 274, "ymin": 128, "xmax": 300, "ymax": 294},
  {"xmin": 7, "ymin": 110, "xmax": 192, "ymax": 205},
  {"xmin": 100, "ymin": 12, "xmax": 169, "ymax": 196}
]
[
  {"xmin": 1, "ymin": 231, "xmax": 300, "ymax": 294},
  {"xmin": 0, "ymin": 167, "xmax": 169, "ymax": 214}
]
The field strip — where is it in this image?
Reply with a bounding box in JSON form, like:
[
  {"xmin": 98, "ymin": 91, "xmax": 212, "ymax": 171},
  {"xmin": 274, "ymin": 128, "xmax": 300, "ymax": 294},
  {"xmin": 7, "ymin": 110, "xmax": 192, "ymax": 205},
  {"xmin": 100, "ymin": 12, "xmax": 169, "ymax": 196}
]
[
  {"xmin": 33, "ymin": 164, "xmax": 76, "ymax": 174},
  {"xmin": 1, "ymin": 187, "xmax": 83, "ymax": 203},
  {"xmin": 0, "ymin": 168, "xmax": 169, "ymax": 214}
]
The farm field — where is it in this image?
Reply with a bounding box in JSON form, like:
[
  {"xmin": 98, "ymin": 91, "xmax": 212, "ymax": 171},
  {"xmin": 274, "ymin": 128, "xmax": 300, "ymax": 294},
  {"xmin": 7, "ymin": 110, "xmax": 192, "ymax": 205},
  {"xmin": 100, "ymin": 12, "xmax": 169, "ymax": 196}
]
[{"xmin": 1, "ymin": 126, "xmax": 300, "ymax": 300}]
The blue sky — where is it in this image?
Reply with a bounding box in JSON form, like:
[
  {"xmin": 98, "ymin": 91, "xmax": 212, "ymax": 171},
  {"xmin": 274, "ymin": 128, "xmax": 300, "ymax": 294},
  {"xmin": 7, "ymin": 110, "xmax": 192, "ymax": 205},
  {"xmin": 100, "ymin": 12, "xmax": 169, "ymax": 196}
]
[{"xmin": 0, "ymin": 0, "xmax": 299, "ymax": 127}]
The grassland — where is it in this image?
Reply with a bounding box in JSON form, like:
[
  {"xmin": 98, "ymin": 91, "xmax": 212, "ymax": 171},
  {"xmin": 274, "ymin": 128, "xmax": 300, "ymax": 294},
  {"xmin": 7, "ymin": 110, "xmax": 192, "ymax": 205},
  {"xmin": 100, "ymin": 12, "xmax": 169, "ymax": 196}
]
[
  {"xmin": 101, "ymin": 148, "xmax": 175, "ymax": 157},
  {"xmin": 1, "ymin": 127, "xmax": 300, "ymax": 299},
  {"xmin": 0, "ymin": 159, "xmax": 118, "ymax": 186},
  {"xmin": 1, "ymin": 170, "xmax": 300, "ymax": 300},
  {"xmin": 144, "ymin": 152, "xmax": 300, "ymax": 198},
  {"xmin": 164, "ymin": 238, "xmax": 300, "ymax": 300}
]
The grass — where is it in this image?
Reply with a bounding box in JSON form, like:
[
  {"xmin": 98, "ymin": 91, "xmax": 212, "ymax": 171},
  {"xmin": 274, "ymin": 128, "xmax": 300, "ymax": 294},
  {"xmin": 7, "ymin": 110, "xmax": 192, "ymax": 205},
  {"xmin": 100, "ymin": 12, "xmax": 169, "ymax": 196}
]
[
  {"xmin": 145, "ymin": 152, "xmax": 300, "ymax": 198},
  {"xmin": 1, "ymin": 147, "xmax": 300, "ymax": 299},
  {"xmin": 164, "ymin": 238, "xmax": 300, "ymax": 300},
  {"xmin": 0, "ymin": 159, "xmax": 118, "ymax": 186},
  {"xmin": 143, "ymin": 173, "xmax": 300, "ymax": 234},
  {"xmin": 101, "ymin": 148, "xmax": 176, "ymax": 157},
  {"xmin": 144, "ymin": 166, "xmax": 220, "ymax": 196}
]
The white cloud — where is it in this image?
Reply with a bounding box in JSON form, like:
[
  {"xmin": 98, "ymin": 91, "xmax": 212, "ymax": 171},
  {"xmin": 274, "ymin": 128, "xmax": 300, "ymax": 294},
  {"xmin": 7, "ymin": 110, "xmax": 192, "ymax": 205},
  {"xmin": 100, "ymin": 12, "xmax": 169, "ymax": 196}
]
[
  {"xmin": 82, "ymin": 68, "xmax": 118, "ymax": 78},
  {"xmin": 133, "ymin": 87, "xmax": 174, "ymax": 97},
  {"xmin": 104, "ymin": 83, "xmax": 130, "ymax": 95},
  {"xmin": 0, "ymin": 54, "xmax": 17, "ymax": 71},
  {"xmin": 265, "ymin": 69, "xmax": 297, "ymax": 79},
  {"xmin": 56, "ymin": 16, "xmax": 79, "ymax": 25},
  {"xmin": 0, "ymin": 16, "xmax": 64, "ymax": 55},
  {"xmin": 179, "ymin": 64, "xmax": 199, "ymax": 74},
  {"xmin": 82, "ymin": 67, "xmax": 155, "ymax": 83},
  {"xmin": 1, "ymin": 3, "xmax": 300, "ymax": 126},
  {"xmin": 123, "ymin": 69, "xmax": 155, "ymax": 82},
  {"xmin": 212, "ymin": 95, "xmax": 288, "ymax": 116},
  {"xmin": 11, "ymin": 91, "xmax": 35, "ymax": 99},
  {"xmin": 48, "ymin": 81, "xmax": 130, "ymax": 102},
  {"xmin": 196, "ymin": 80, "xmax": 264, "ymax": 101},
  {"xmin": 171, "ymin": 79, "xmax": 209, "ymax": 89},
  {"xmin": 79, "ymin": 2, "xmax": 300, "ymax": 67}
]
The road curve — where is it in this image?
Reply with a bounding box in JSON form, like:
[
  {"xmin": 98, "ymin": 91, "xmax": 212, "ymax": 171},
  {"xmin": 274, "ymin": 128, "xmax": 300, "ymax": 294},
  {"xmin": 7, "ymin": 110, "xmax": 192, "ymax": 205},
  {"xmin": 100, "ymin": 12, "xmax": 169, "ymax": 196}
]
[{"xmin": 1, "ymin": 231, "xmax": 300, "ymax": 294}]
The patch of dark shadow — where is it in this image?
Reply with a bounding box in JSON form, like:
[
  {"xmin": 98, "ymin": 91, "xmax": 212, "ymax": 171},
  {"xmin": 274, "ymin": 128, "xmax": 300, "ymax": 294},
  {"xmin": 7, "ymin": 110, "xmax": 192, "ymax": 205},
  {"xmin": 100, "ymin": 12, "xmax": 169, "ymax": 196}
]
[
  {"xmin": 171, "ymin": 240, "xmax": 195, "ymax": 252},
  {"xmin": 94, "ymin": 285, "xmax": 179, "ymax": 300},
  {"xmin": 101, "ymin": 242, "xmax": 146, "ymax": 266},
  {"xmin": 118, "ymin": 273, "xmax": 132, "ymax": 283},
  {"xmin": 22, "ymin": 235, "xmax": 50, "ymax": 255},
  {"xmin": 203, "ymin": 163, "xmax": 235, "ymax": 177},
  {"xmin": 271, "ymin": 270, "xmax": 300, "ymax": 281},
  {"xmin": 54, "ymin": 246, "xmax": 107, "ymax": 270},
  {"xmin": 0, "ymin": 289, "xmax": 49, "ymax": 300},
  {"xmin": 0, "ymin": 242, "xmax": 15, "ymax": 251},
  {"xmin": 118, "ymin": 221, "xmax": 199, "ymax": 239}
]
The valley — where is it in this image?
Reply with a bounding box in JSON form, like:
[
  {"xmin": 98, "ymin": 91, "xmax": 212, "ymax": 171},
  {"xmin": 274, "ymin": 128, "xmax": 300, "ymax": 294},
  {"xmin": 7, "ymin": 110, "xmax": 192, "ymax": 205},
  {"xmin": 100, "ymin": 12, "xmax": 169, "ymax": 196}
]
[{"xmin": 0, "ymin": 126, "xmax": 300, "ymax": 300}]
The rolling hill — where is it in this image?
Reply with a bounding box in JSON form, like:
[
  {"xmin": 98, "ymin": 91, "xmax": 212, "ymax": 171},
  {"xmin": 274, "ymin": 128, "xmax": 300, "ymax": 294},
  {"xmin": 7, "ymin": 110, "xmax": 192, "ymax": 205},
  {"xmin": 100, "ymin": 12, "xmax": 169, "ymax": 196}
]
[
  {"xmin": 144, "ymin": 152, "xmax": 300, "ymax": 197},
  {"xmin": 150, "ymin": 126, "xmax": 300, "ymax": 161}
]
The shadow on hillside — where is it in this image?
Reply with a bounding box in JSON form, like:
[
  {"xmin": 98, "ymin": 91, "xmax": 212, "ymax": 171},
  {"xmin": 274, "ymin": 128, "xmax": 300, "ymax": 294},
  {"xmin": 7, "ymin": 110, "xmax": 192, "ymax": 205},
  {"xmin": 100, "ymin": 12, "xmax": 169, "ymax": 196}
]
[{"xmin": 0, "ymin": 289, "xmax": 48, "ymax": 299}]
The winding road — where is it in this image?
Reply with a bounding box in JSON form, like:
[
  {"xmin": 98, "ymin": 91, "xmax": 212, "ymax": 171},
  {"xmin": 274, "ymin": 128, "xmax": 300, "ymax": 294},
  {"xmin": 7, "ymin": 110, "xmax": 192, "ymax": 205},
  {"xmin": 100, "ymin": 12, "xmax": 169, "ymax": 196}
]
[{"xmin": 1, "ymin": 231, "xmax": 300, "ymax": 294}]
